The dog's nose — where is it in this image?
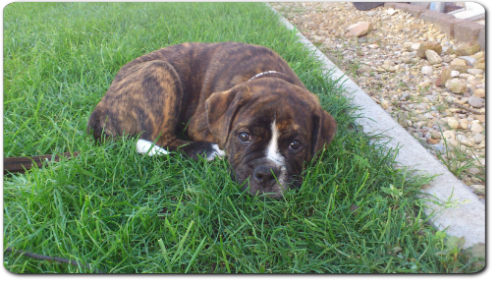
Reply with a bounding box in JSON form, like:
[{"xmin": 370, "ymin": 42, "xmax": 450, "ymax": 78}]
[{"xmin": 253, "ymin": 165, "xmax": 280, "ymax": 184}]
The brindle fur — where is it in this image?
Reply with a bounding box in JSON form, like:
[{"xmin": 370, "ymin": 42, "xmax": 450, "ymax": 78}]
[{"xmin": 88, "ymin": 42, "xmax": 337, "ymax": 197}]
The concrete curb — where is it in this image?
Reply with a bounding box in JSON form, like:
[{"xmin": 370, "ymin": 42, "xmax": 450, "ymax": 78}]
[
  {"xmin": 269, "ymin": 6, "xmax": 485, "ymax": 249},
  {"xmin": 385, "ymin": 2, "xmax": 485, "ymax": 50}
]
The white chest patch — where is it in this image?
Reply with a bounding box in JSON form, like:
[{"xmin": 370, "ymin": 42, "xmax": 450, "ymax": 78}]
[{"xmin": 266, "ymin": 120, "xmax": 285, "ymax": 165}]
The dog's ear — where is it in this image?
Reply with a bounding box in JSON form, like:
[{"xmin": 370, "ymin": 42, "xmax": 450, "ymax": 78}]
[
  {"xmin": 205, "ymin": 85, "xmax": 250, "ymax": 149},
  {"xmin": 311, "ymin": 108, "xmax": 337, "ymax": 156}
]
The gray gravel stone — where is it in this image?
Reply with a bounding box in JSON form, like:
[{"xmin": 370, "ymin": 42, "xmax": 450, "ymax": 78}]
[
  {"xmin": 458, "ymin": 56, "xmax": 477, "ymax": 66},
  {"xmin": 430, "ymin": 143, "xmax": 446, "ymax": 154},
  {"xmin": 468, "ymin": 96, "xmax": 484, "ymax": 108},
  {"xmin": 474, "ymin": 133, "xmax": 484, "ymax": 144}
]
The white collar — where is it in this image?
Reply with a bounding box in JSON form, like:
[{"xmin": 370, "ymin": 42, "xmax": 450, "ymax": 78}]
[{"xmin": 248, "ymin": 70, "xmax": 286, "ymax": 81}]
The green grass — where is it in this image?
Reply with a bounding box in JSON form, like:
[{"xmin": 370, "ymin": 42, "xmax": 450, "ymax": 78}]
[{"xmin": 3, "ymin": 2, "xmax": 483, "ymax": 273}]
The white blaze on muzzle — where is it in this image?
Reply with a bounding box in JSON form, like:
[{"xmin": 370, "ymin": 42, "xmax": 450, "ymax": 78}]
[
  {"xmin": 261, "ymin": 120, "xmax": 288, "ymax": 192},
  {"xmin": 266, "ymin": 120, "xmax": 285, "ymax": 166}
]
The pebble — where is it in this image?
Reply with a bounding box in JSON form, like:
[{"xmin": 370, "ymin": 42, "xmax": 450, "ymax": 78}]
[
  {"xmin": 418, "ymin": 81, "xmax": 431, "ymax": 88},
  {"xmin": 474, "ymin": 58, "xmax": 485, "ymax": 70},
  {"xmin": 470, "ymin": 123, "xmax": 484, "ymax": 134},
  {"xmin": 475, "ymin": 141, "xmax": 485, "ymax": 149},
  {"xmin": 414, "ymin": 121, "xmax": 427, "ymax": 129},
  {"xmin": 421, "ymin": 66, "xmax": 433, "ymax": 75},
  {"xmin": 455, "ymin": 97, "xmax": 468, "ymax": 104},
  {"xmin": 357, "ymin": 66, "xmax": 373, "ymax": 74},
  {"xmin": 474, "ymin": 133, "xmax": 484, "ymax": 144},
  {"xmin": 415, "ymin": 103, "xmax": 427, "ymax": 110},
  {"xmin": 387, "ymin": 8, "xmax": 397, "ymax": 15},
  {"xmin": 416, "ymin": 42, "xmax": 442, "ymax": 58},
  {"xmin": 468, "ymin": 96, "xmax": 484, "ymax": 108},
  {"xmin": 466, "ymin": 75, "xmax": 477, "ymax": 82},
  {"xmin": 425, "ymin": 95, "xmax": 436, "ymax": 102},
  {"xmin": 345, "ymin": 22, "xmax": 373, "ymax": 37},
  {"xmin": 426, "ymin": 50, "xmax": 442, "ymax": 64},
  {"xmin": 451, "ymin": 70, "xmax": 460, "ymax": 77},
  {"xmin": 426, "ymin": 137, "xmax": 438, "ymax": 144},
  {"xmin": 431, "ymin": 130, "xmax": 441, "ymax": 139},
  {"xmin": 457, "ymin": 56, "xmax": 477, "ymax": 66},
  {"xmin": 473, "ymin": 89, "xmax": 485, "ymax": 98},
  {"xmin": 430, "ymin": 143, "xmax": 446, "ymax": 153},
  {"xmin": 400, "ymin": 93, "xmax": 410, "ymax": 100},
  {"xmin": 448, "ymin": 138, "xmax": 458, "ymax": 147},
  {"xmin": 460, "ymin": 137, "xmax": 474, "ymax": 147},
  {"xmin": 455, "ymin": 42, "xmax": 480, "ymax": 56},
  {"xmin": 451, "ymin": 59, "xmax": 467, "ymax": 66},
  {"xmin": 475, "ymin": 115, "xmax": 485, "ymax": 123},
  {"xmin": 442, "ymin": 55, "xmax": 453, "ymax": 63},
  {"xmin": 381, "ymin": 99, "xmax": 389, "ymax": 109},
  {"xmin": 468, "ymin": 167, "xmax": 480, "ymax": 175},
  {"xmin": 442, "ymin": 130, "xmax": 456, "ymax": 140},
  {"xmin": 475, "ymin": 158, "xmax": 485, "ymax": 166},
  {"xmin": 447, "ymin": 117, "xmax": 459, "ymax": 129},
  {"xmin": 450, "ymin": 65, "xmax": 471, "ymax": 73},
  {"xmin": 467, "ymin": 69, "xmax": 484, "ymax": 75},
  {"xmin": 445, "ymin": 79, "xmax": 467, "ymax": 93},
  {"xmin": 437, "ymin": 67, "xmax": 452, "ymax": 86},
  {"xmin": 470, "ymin": 185, "xmax": 485, "ymax": 195},
  {"xmin": 473, "ymin": 52, "xmax": 485, "ymax": 59}
]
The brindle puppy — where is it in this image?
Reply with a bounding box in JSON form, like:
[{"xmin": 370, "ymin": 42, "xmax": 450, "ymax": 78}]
[{"xmin": 88, "ymin": 42, "xmax": 337, "ymax": 198}]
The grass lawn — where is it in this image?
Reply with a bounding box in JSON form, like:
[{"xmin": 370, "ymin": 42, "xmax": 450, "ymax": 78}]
[{"xmin": 3, "ymin": 2, "xmax": 482, "ymax": 273}]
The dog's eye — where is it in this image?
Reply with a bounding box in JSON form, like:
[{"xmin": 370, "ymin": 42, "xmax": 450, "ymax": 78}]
[
  {"xmin": 289, "ymin": 140, "xmax": 301, "ymax": 150},
  {"xmin": 238, "ymin": 132, "xmax": 251, "ymax": 143}
]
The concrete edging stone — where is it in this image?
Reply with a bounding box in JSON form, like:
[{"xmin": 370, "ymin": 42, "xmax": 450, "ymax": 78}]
[
  {"xmin": 385, "ymin": 2, "xmax": 485, "ymax": 50},
  {"xmin": 269, "ymin": 5, "xmax": 485, "ymax": 249}
]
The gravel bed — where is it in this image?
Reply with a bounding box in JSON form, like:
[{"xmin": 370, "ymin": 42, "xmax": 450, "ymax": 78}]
[{"xmin": 271, "ymin": 2, "xmax": 486, "ymax": 200}]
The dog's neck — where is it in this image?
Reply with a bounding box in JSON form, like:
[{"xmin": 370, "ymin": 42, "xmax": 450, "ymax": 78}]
[{"xmin": 248, "ymin": 70, "xmax": 288, "ymax": 82}]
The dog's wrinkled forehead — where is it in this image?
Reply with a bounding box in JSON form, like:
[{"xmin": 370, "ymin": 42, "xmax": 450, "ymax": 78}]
[
  {"xmin": 239, "ymin": 91, "xmax": 313, "ymax": 131},
  {"xmin": 249, "ymin": 84, "xmax": 317, "ymax": 123},
  {"xmin": 234, "ymin": 96, "xmax": 309, "ymax": 155}
]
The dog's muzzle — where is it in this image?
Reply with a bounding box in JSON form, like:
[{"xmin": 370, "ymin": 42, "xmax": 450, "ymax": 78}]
[{"xmin": 252, "ymin": 164, "xmax": 281, "ymax": 188}]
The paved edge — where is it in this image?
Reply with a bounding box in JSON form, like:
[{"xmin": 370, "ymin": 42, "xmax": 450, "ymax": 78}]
[{"xmin": 268, "ymin": 5, "xmax": 485, "ymax": 249}]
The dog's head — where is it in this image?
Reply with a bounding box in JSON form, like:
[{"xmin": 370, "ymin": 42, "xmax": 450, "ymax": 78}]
[{"xmin": 205, "ymin": 78, "xmax": 337, "ymax": 198}]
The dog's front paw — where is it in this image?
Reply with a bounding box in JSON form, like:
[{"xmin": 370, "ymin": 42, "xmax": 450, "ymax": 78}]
[
  {"xmin": 136, "ymin": 139, "xmax": 169, "ymax": 156},
  {"xmin": 177, "ymin": 141, "xmax": 225, "ymax": 161},
  {"xmin": 207, "ymin": 144, "xmax": 225, "ymax": 161}
]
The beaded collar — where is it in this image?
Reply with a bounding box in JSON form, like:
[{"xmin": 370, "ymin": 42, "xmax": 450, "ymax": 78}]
[{"xmin": 248, "ymin": 70, "xmax": 287, "ymax": 82}]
